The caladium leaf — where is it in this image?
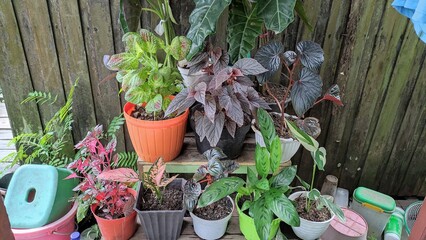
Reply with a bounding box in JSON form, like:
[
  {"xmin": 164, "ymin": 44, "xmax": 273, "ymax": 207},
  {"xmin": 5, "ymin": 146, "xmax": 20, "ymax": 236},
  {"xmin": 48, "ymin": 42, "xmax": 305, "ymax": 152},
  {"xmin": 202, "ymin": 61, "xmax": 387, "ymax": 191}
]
[
  {"xmin": 145, "ymin": 94, "xmax": 163, "ymax": 113},
  {"xmin": 103, "ymin": 53, "xmax": 139, "ymax": 71},
  {"xmin": 224, "ymin": 118, "xmax": 237, "ymax": 138},
  {"xmin": 205, "ymin": 111, "xmax": 225, "ymax": 147},
  {"xmin": 323, "ymin": 84, "xmax": 343, "ymax": 106},
  {"xmin": 194, "ymin": 82, "xmax": 207, "ymax": 104},
  {"xmin": 257, "ymin": 0, "xmax": 296, "ymax": 33},
  {"xmin": 283, "ymin": 51, "xmax": 297, "ymax": 66},
  {"xmin": 197, "ymin": 177, "xmax": 244, "ymax": 208},
  {"xmin": 255, "ymin": 41, "xmax": 284, "ymax": 73},
  {"xmin": 186, "ymin": 0, "xmax": 232, "ymax": 60},
  {"xmin": 169, "ymin": 36, "xmax": 191, "ymax": 61},
  {"xmin": 165, "ymin": 88, "xmax": 195, "ymax": 116},
  {"xmin": 228, "ymin": 1, "xmax": 263, "ymax": 63},
  {"xmin": 291, "ymin": 67, "xmax": 322, "ymax": 117},
  {"xmin": 211, "ymin": 47, "xmax": 230, "ymax": 74},
  {"xmin": 234, "ymin": 58, "xmax": 268, "ymax": 76},
  {"xmin": 296, "ymin": 41, "xmax": 324, "ymax": 70}
]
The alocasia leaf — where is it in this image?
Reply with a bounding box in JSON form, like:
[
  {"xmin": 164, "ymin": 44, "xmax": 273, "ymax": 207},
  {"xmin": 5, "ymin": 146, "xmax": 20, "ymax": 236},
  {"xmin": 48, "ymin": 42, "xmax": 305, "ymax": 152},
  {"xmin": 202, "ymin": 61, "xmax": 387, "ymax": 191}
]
[
  {"xmin": 227, "ymin": 0, "xmax": 263, "ymax": 63},
  {"xmin": 295, "ymin": 0, "xmax": 313, "ymax": 31},
  {"xmin": 296, "ymin": 41, "xmax": 324, "ymax": 70},
  {"xmin": 186, "ymin": 0, "xmax": 232, "ymax": 60},
  {"xmin": 290, "ymin": 67, "xmax": 322, "ymax": 117},
  {"xmin": 233, "ymin": 58, "xmax": 268, "ymax": 76},
  {"xmin": 257, "ymin": 0, "xmax": 297, "ymax": 33}
]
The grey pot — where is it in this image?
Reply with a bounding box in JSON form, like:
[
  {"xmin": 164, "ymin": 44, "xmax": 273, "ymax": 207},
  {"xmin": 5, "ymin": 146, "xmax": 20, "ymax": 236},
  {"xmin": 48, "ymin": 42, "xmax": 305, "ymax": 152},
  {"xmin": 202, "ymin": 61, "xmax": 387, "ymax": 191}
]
[{"xmin": 135, "ymin": 179, "xmax": 185, "ymax": 240}]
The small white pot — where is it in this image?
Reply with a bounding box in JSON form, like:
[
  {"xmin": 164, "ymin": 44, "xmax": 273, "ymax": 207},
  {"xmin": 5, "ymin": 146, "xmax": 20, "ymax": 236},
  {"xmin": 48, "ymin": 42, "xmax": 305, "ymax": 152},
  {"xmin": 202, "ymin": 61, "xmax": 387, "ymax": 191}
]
[
  {"xmin": 177, "ymin": 66, "xmax": 207, "ymax": 87},
  {"xmin": 288, "ymin": 191, "xmax": 335, "ymax": 240},
  {"xmin": 190, "ymin": 196, "xmax": 234, "ymax": 240},
  {"xmin": 251, "ymin": 120, "xmax": 300, "ymax": 163}
]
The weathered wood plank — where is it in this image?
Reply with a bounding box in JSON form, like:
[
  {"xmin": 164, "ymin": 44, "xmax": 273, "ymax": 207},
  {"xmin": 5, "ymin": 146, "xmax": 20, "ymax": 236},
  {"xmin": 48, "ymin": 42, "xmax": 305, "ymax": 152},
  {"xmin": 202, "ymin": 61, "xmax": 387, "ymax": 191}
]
[
  {"xmin": 79, "ymin": 0, "xmax": 126, "ymax": 152},
  {"xmin": 324, "ymin": 0, "xmax": 386, "ymax": 190},
  {"xmin": 13, "ymin": 0, "xmax": 67, "ymax": 127},
  {"xmin": 0, "ymin": 104, "xmax": 8, "ymax": 118},
  {"xmin": 0, "ymin": 118, "xmax": 11, "ymax": 130},
  {"xmin": 0, "ymin": 0, "xmax": 42, "ymax": 136},
  {"xmin": 0, "ymin": 130, "xmax": 13, "ymax": 141},
  {"xmin": 359, "ymin": 28, "xmax": 425, "ymax": 189},
  {"xmin": 48, "ymin": 0, "xmax": 97, "ymax": 142},
  {"xmin": 379, "ymin": 52, "xmax": 426, "ymax": 195},
  {"xmin": 341, "ymin": 1, "xmax": 410, "ymax": 191},
  {"xmin": 0, "ymin": 140, "xmax": 15, "ymax": 150},
  {"xmin": 399, "ymin": 122, "xmax": 426, "ymax": 196}
]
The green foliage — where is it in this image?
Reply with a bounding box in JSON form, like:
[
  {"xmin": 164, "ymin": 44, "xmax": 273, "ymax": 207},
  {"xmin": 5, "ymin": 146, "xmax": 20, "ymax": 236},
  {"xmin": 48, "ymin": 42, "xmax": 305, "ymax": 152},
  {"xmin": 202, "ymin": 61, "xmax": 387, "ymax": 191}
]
[
  {"xmin": 104, "ymin": 29, "xmax": 191, "ymax": 110},
  {"xmin": 21, "ymin": 91, "xmax": 57, "ymax": 105},
  {"xmin": 113, "ymin": 151, "xmax": 138, "ymax": 171},
  {"xmin": 0, "ymin": 80, "xmax": 78, "ymax": 171},
  {"xmin": 107, "ymin": 114, "xmax": 125, "ymax": 138},
  {"xmin": 199, "ymin": 108, "xmax": 300, "ymax": 240}
]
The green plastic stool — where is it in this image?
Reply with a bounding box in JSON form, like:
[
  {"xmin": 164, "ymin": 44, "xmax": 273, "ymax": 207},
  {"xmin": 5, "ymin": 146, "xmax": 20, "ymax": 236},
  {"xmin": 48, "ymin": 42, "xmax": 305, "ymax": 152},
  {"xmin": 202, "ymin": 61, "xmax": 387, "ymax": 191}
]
[{"xmin": 4, "ymin": 164, "xmax": 79, "ymax": 228}]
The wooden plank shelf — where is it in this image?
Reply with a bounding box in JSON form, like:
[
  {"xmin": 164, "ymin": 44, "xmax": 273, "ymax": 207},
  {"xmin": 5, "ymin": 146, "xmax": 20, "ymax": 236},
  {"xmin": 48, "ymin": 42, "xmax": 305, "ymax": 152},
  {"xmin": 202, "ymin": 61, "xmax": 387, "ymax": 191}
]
[{"xmin": 137, "ymin": 132, "xmax": 291, "ymax": 174}]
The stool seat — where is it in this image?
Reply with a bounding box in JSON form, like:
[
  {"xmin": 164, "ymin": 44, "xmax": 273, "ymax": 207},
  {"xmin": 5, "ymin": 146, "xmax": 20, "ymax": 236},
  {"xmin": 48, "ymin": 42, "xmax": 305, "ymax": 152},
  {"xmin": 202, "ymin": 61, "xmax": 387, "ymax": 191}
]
[{"xmin": 4, "ymin": 164, "xmax": 78, "ymax": 228}]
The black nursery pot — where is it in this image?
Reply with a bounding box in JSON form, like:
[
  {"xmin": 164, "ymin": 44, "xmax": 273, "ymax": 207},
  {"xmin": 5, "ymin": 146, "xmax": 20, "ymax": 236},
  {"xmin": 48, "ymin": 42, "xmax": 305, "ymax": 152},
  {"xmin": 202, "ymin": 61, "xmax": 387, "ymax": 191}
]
[
  {"xmin": 189, "ymin": 106, "xmax": 250, "ymax": 159},
  {"xmin": 135, "ymin": 179, "xmax": 185, "ymax": 240}
]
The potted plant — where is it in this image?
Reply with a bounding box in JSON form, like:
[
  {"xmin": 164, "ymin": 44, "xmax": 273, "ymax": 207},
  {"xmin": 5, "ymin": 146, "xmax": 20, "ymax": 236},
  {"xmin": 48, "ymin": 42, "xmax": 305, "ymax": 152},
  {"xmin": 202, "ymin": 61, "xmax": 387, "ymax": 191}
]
[
  {"xmin": 165, "ymin": 48, "xmax": 270, "ymax": 158},
  {"xmin": 183, "ymin": 148, "xmax": 239, "ymax": 239},
  {"xmin": 67, "ymin": 125, "xmax": 139, "ymax": 240},
  {"xmin": 190, "ymin": 108, "xmax": 300, "ymax": 240},
  {"xmin": 133, "ymin": 158, "xmax": 185, "ymax": 240},
  {"xmin": 283, "ymin": 118, "xmax": 345, "ymax": 240},
  {"xmin": 252, "ymin": 40, "xmax": 343, "ymax": 163},
  {"xmin": 103, "ymin": 29, "xmax": 191, "ymax": 162}
]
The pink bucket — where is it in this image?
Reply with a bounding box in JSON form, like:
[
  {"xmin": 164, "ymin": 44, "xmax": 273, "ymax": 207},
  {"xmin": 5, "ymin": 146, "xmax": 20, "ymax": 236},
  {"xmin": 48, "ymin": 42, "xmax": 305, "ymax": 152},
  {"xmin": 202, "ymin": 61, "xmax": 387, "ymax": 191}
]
[{"xmin": 12, "ymin": 202, "xmax": 77, "ymax": 240}]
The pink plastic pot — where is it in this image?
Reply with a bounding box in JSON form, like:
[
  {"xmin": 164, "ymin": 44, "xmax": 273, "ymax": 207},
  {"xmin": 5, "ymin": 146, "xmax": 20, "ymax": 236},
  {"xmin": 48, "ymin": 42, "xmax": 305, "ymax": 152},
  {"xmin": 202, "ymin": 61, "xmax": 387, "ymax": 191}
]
[{"xmin": 12, "ymin": 201, "xmax": 77, "ymax": 240}]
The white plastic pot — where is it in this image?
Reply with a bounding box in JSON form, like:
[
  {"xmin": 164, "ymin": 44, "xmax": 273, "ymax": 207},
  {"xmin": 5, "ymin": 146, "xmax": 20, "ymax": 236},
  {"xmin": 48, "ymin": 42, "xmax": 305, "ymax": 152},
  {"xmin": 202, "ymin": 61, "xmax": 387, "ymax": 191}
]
[
  {"xmin": 177, "ymin": 66, "xmax": 207, "ymax": 87},
  {"xmin": 251, "ymin": 120, "xmax": 300, "ymax": 163},
  {"xmin": 190, "ymin": 196, "xmax": 234, "ymax": 240},
  {"xmin": 289, "ymin": 191, "xmax": 334, "ymax": 240}
]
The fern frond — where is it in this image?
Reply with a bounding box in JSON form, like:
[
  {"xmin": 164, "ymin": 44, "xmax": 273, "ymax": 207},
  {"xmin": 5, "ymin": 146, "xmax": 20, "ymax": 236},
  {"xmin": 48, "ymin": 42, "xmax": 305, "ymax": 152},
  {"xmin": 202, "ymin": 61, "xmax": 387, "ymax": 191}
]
[
  {"xmin": 21, "ymin": 91, "xmax": 58, "ymax": 105},
  {"xmin": 113, "ymin": 151, "xmax": 138, "ymax": 171},
  {"xmin": 107, "ymin": 114, "xmax": 125, "ymax": 137}
]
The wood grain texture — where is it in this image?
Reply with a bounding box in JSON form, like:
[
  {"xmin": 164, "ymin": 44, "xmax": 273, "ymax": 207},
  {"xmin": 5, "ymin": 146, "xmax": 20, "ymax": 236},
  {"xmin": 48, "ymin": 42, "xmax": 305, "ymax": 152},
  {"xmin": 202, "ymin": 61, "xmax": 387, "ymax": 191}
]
[
  {"xmin": 0, "ymin": 0, "xmax": 42, "ymax": 136},
  {"xmin": 79, "ymin": 0, "xmax": 126, "ymax": 152},
  {"xmin": 48, "ymin": 0, "xmax": 97, "ymax": 142}
]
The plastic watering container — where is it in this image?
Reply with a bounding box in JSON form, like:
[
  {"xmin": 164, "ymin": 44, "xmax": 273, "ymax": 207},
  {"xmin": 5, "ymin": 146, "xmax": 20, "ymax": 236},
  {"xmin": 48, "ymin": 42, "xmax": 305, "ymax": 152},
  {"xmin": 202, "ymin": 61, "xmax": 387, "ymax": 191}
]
[
  {"xmin": 12, "ymin": 201, "xmax": 78, "ymax": 240},
  {"xmin": 321, "ymin": 208, "xmax": 368, "ymax": 240},
  {"xmin": 351, "ymin": 187, "xmax": 396, "ymax": 239},
  {"xmin": 384, "ymin": 207, "xmax": 405, "ymax": 240}
]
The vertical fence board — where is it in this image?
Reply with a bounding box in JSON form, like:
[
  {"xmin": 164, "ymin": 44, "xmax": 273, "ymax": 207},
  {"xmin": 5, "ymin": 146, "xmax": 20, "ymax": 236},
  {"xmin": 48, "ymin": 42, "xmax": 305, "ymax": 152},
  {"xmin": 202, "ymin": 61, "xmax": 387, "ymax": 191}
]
[
  {"xmin": 359, "ymin": 29, "xmax": 425, "ymax": 189},
  {"xmin": 342, "ymin": 2, "xmax": 409, "ymax": 190},
  {"xmin": 48, "ymin": 0, "xmax": 97, "ymax": 142},
  {"xmin": 13, "ymin": 0, "xmax": 67, "ymax": 126},
  {"xmin": 380, "ymin": 57, "xmax": 426, "ymax": 195},
  {"xmin": 325, "ymin": 0, "xmax": 386, "ymax": 190},
  {"xmin": 79, "ymin": 0, "xmax": 126, "ymax": 152},
  {"xmin": 0, "ymin": 0, "xmax": 42, "ymax": 135}
]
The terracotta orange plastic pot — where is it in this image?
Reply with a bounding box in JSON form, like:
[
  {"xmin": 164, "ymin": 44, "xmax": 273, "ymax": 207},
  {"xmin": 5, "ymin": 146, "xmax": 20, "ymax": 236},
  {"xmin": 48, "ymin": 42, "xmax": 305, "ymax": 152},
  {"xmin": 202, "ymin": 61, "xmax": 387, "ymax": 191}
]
[
  {"xmin": 91, "ymin": 189, "xmax": 137, "ymax": 240},
  {"xmin": 123, "ymin": 100, "xmax": 189, "ymax": 162}
]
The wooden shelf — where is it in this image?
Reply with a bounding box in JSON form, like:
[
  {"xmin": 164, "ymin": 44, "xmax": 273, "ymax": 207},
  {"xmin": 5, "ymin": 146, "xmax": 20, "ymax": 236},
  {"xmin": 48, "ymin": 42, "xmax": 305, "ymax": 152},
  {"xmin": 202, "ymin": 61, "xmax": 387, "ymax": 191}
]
[{"xmin": 137, "ymin": 132, "xmax": 291, "ymax": 174}]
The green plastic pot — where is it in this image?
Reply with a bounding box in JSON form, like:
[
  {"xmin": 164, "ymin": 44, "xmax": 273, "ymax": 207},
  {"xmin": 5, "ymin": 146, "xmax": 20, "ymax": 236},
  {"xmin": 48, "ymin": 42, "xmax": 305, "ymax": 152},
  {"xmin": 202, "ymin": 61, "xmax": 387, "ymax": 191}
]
[{"xmin": 235, "ymin": 194, "xmax": 281, "ymax": 240}]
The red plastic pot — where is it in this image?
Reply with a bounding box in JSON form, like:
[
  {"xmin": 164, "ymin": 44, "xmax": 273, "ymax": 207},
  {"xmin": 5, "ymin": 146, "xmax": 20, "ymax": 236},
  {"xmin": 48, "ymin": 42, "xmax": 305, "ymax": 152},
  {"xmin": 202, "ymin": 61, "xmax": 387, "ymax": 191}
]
[
  {"xmin": 124, "ymin": 100, "xmax": 189, "ymax": 162},
  {"xmin": 91, "ymin": 189, "xmax": 137, "ymax": 240}
]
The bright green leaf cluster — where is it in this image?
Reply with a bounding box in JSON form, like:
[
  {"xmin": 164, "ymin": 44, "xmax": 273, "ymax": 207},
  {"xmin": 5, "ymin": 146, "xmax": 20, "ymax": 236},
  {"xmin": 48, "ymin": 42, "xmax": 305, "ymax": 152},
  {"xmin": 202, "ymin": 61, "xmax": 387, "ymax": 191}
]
[{"xmin": 104, "ymin": 29, "xmax": 191, "ymax": 112}]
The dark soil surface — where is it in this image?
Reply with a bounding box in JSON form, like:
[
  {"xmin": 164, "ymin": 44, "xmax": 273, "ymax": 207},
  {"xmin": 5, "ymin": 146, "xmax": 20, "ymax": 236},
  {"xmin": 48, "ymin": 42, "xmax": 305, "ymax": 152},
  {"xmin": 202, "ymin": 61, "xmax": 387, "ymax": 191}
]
[
  {"xmin": 262, "ymin": 83, "xmax": 287, "ymax": 104},
  {"xmin": 295, "ymin": 196, "xmax": 331, "ymax": 222},
  {"xmin": 131, "ymin": 105, "xmax": 174, "ymax": 121},
  {"xmin": 193, "ymin": 197, "xmax": 233, "ymax": 220},
  {"xmin": 138, "ymin": 188, "xmax": 183, "ymax": 211}
]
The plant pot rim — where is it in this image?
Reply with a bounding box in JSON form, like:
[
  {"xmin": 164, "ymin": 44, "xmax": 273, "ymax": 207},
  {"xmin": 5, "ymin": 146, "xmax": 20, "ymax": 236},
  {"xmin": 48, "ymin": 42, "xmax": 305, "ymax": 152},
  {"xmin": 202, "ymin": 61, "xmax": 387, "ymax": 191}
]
[
  {"xmin": 251, "ymin": 119, "xmax": 297, "ymax": 142},
  {"xmin": 124, "ymin": 101, "xmax": 189, "ymax": 125},
  {"xmin": 289, "ymin": 191, "xmax": 335, "ymax": 224},
  {"xmin": 190, "ymin": 196, "xmax": 234, "ymax": 222}
]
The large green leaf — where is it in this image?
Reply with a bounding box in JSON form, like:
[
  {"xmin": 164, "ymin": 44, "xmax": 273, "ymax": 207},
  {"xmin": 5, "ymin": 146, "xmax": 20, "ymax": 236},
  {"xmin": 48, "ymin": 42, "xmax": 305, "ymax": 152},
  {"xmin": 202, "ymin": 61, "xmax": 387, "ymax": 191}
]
[
  {"xmin": 285, "ymin": 119, "xmax": 318, "ymax": 152},
  {"xmin": 257, "ymin": 108, "xmax": 276, "ymax": 148},
  {"xmin": 186, "ymin": 0, "xmax": 232, "ymax": 60},
  {"xmin": 247, "ymin": 167, "xmax": 259, "ymax": 187},
  {"xmin": 320, "ymin": 195, "xmax": 345, "ymax": 222},
  {"xmin": 198, "ymin": 177, "xmax": 244, "ymax": 208},
  {"xmin": 313, "ymin": 147, "xmax": 326, "ymax": 170},
  {"xmin": 255, "ymin": 178, "xmax": 270, "ymax": 191},
  {"xmin": 294, "ymin": 0, "xmax": 313, "ymax": 31},
  {"xmin": 255, "ymin": 144, "xmax": 270, "ymax": 178},
  {"xmin": 227, "ymin": 0, "xmax": 263, "ymax": 63},
  {"xmin": 269, "ymin": 136, "xmax": 282, "ymax": 173},
  {"xmin": 257, "ymin": 0, "xmax": 297, "ymax": 33},
  {"xmin": 269, "ymin": 165, "xmax": 297, "ymax": 189},
  {"xmin": 251, "ymin": 197, "xmax": 274, "ymax": 240},
  {"xmin": 265, "ymin": 189, "xmax": 300, "ymax": 227}
]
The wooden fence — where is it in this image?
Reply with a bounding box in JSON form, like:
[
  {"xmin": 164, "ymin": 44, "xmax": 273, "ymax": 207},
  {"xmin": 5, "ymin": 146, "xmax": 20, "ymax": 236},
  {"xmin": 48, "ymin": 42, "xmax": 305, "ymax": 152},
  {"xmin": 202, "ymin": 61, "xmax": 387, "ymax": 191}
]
[{"xmin": 0, "ymin": 0, "xmax": 425, "ymax": 197}]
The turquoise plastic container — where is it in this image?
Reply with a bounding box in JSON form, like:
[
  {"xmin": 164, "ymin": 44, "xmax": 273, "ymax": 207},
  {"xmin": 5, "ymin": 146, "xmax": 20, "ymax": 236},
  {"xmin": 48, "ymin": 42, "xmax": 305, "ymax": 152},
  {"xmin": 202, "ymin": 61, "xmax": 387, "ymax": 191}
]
[{"xmin": 4, "ymin": 165, "xmax": 79, "ymax": 228}]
